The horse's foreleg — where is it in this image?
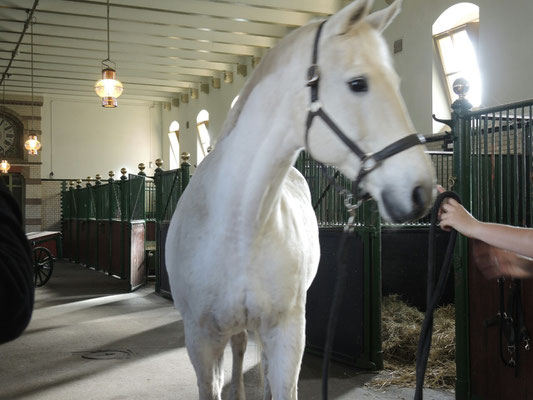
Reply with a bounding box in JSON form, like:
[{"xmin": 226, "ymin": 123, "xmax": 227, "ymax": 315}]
[
  {"xmin": 229, "ymin": 330, "xmax": 248, "ymax": 400},
  {"xmin": 184, "ymin": 321, "xmax": 227, "ymax": 400},
  {"xmin": 260, "ymin": 308, "xmax": 305, "ymax": 400},
  {"xmin": 261, "ymin": 344, "xmax": 272, "ymax": 400}
]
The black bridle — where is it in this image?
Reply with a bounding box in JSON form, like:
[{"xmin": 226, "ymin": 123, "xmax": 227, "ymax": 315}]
[{"xmin": 304, "ymin": 20, "xmax": 426, "ymax": 204}]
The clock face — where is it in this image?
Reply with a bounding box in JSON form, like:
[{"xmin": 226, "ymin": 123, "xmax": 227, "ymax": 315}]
[{"xmin": 0, "ymin": 116, "xmax": 16, "ymax": 154}]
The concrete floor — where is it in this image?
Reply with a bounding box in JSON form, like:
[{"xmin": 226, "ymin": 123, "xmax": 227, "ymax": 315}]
[{"xmin": 0, "ymin": 261, "xmax": 454, "ymax": 400}]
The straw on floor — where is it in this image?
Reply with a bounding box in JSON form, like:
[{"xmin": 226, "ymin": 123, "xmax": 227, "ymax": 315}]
[{"xmin": 368, "ymin": 294, "xmax": 456, "ymax": 391}]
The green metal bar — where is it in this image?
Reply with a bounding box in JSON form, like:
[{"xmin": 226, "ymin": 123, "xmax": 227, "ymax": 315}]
[
  {"xmin": 512, "ymin": 108, "xmax": 520, "ymax": 226},
  {"xmin": 498, "ymin": 111, "xmax": 503, "ymax": 223},
  {"xmin": 521, "ymin": 107, "xmax": 527, "ymax": 227},
  {"xmin": 451, "ymin": 96, "xmax": 473, "ymax": 400},
  {"xmin": 506, "ymin": 109, "xmax": 511, "ymax": 224}
]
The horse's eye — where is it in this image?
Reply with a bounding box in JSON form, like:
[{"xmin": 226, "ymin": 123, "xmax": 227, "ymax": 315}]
[{"xmin": 348, "ymin": 77, "xmax": 368, "ymax": 93}]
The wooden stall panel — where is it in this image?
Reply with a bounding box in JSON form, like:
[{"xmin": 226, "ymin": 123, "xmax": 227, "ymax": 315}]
[
  {"xmin": 109, "ymin": 221, "xmax": 123, "ymax": 278},
  {"xmin": 469, "ymin": 239, "xmax": 533, "ymax": 399},
  {"xmin": 305, "ymin": 228, "xmax": 365, "ymax": 366},
  {"xmin": 158, "ymin": 223, "xmax": 172, "ymax": 298},
  {"xmin": 129, "ymin": 222, "xmax": 146, "ymax": 291},
  {"xmin": 97, "ymin": 222, "xmax": 111, "ymax": 273},
  {"xmin": 70, "ymin": 220, "xmax": 78, "ymax": 262},
  {"xmin": 78, "ymin": 221, "xmax": 88, "ymax": 264},
  {"xmin": 87, "ymin": 221, "xmax": 98, "ymax": 268},
  {"xmin": 146, "ymin": 221, "xmax": 156, "ymax": 242},
  {"xmin": 62, "ymin": 222, "xmax": 71, "ymax": 259}
]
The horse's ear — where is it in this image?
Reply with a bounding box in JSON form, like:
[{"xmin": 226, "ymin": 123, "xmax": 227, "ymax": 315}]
[
  {"xmin": 365, "ymin": 0, "xmax": 402, "ymax": 32},
  {"xmin": 328, "ymin": 0, "xmax": 374, "ymax": 35}
]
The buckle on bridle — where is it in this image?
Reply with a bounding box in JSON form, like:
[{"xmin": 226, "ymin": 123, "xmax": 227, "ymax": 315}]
[
  {"xmin": 307, "ymin": 64, "xmax": 320, "ymax": 86},
  {"xmin": 308, "ymin": 100, "xmax": 322, "ymax": 113},
  {"xmin": 361, "ymin": 155, "xmax": 378, "ymax": 172}
]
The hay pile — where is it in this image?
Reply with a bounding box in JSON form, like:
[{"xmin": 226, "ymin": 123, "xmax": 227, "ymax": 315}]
[{"xmin": 369, "ymin": 294, "xmax": 456, "ymax": 391}]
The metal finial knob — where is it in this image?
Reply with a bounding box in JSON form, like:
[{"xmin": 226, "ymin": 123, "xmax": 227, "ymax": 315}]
[
  {"xmin": 181, "ymin": 152, "xmax": 190, "ymax": 162},
  {"xmin": 138, "ymin": 162, "xmax": 146, "ymax": 176},
  {"xmin": 120, "ymin": 167, "xmax": 127, "ymax": 175},
  {"xmin": 453, "ymin": 78, "xmax": 470, "ymax": 99},
  {"xmin": 76, "ymin": 179, "xmax": 82, "ymax": 184},
  {"xmin": 155, "ymin": 158, "xmax": 163, "ymax": 168},
  {"xmin": 95, "ymin": 174, "xmax": 101, "ymax": 180},
  {"xmin": 69, "ymin": 181, "xmax": 75, "ymax": 187},
  {"xmin": 108, "ymin": 171, "xmax": 114, "ymax": 178},
  {"xmin": 86, "ymin": 176, "xmax": 91, "ymax": 181}
]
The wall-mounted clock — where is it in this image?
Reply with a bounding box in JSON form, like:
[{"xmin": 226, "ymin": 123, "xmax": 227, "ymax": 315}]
[
  {"xmin": 0, "ymin": 115, "xmax": 16, "ymax": 154},
  {"xmin": 0, "ymin": 112, "xmax": 23, "ymax": 159}
]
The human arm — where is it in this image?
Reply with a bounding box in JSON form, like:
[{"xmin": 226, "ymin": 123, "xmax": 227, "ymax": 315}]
[
  {"xmin": 0, "ymin": 181, "xmax": 34, "ymax": 344},
  {"xmin": 437, "ymin": 186, "xmax": 533, "ymax": 278},
  {"xmin": 439, "ymin": 196, "xmax": 533, "ymax": 259}
]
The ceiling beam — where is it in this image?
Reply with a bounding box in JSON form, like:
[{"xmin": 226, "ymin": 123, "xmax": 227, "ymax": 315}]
[
  {"xmin": 63, "ymin": 0, "xmax": 321, "ymax": 26},
  {"xmin": 6, "ymin": 67, "xmax": 203, "ymax": 90},
  {"xmin": 0, "ymin": 13, "xmax": 278, "ymax": 48},
  {"xmin": 0, "ymin": 44, "xmax": 236, "ymax": 71},
  {"xmin": 0, "ymin": 54, "xmax": 221, "ymax": 77},
  {"xmin": 0, "ymin": 0, "xmax": 39, "ymax": 86},
  {"xmin": 32, "ymin": 0, "xmax": 292, "ymax": 37},
  {"xmin": 0, "ymin": 23, "xmax": 265, "ymax": 57},
  {"xmin": 0, "ymin": 36, "xmax": 246, "ymax": 65}
]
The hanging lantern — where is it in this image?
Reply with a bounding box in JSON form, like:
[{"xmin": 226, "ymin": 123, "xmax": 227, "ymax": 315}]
[
  {"xmin": 0, "ymin": 160, "xmax": 10, "ymax": 173},
  {"xmin": 94, "ymin": 67, "xmax": 123, "ymax": 108},
  {"xmin": 25, "ymin": 134, "xmax": 42, "ymax": 155},
  {"xmin": 94, "ymin": 0, "xmax": 123, "ymax": 108}
]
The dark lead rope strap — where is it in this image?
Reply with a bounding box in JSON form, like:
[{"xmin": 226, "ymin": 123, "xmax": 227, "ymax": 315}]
[{"xmin": 414, "ymin": 191, "xmax": 460, "ymax": 400}]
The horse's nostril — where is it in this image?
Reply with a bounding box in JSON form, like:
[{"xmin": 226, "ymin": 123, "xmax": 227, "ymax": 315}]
[{"xmin": 412, "ymin": 186, "xmax": 427, "ymax": 210}]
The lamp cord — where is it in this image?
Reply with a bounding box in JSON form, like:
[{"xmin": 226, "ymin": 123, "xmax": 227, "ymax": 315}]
[
  {"xmin": 30, "ymin": 19, "xmax": 34, "ymax": 132},
  {"xmin": 107, "ymin": 0, "xmax": 110, "ymax": 62}
]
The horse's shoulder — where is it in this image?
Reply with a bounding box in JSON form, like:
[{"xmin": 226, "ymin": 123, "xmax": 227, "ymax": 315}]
[{"xmin": 283, "ymin": 167, "xmax": 312, "ymax": 203}]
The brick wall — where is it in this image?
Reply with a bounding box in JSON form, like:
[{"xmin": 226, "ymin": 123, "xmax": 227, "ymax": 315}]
[
  {"xmin": 41, "ymin": 180, "xmax": 64, "ymax": 231},
  {"xmin": 1, "ymin": 94, "xmax": 43, "ymax": 232}
]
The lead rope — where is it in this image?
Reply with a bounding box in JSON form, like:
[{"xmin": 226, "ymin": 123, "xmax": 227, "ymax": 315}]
[
  {"xmin": 321, "ymin": 203, "xmax": 359, "ymax": 400},
  {"xmin": 414, "ymin": 191, "xmax": 460, "ymax": 400}
]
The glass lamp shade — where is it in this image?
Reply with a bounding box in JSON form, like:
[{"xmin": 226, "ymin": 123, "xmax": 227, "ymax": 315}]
[
  {"xmin": 25, "ymin": 135, "xmax": 42, "ymax": 155},
  {"xmin": 0, "ymin": 159, "xmax": 10, "ymax": 173},
  {"xmin": 94, "ymin": 68, "xmax": 124, "ymax": 108}
]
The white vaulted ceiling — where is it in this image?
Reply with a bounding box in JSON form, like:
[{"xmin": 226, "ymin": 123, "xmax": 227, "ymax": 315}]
[{"xmin": 0, "ymin": 0, "xmax": 346, "ymax": 102}]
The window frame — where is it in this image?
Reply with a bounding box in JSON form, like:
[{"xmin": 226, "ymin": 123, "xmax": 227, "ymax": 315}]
[{"xmin": 433, "ymin": 21, "xmax": 480, "ymax": 105}]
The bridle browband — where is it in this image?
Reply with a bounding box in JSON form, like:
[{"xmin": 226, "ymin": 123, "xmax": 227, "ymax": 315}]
[{"xmin": 304, "ymin": 20, "xmax": 426, "ymax": 203}]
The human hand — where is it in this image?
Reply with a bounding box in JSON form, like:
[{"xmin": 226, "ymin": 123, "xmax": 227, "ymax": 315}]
[
  {"xmin": 436, "ymin": 185, "xmax": 479, "ymax": 237},
  {"xmin": 472, "ymin": 239, "xmax": 533, "ymax": 279}
]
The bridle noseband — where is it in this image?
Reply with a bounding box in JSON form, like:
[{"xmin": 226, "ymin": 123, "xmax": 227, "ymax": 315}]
[{"xmin": 304, "ymin": 20, "xmax": 426, "ymax": 205}]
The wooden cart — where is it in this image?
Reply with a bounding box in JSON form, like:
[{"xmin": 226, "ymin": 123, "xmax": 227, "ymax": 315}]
[{"xmin": 26, "ymin": 231, "xmax": 62, "ymax": 287}]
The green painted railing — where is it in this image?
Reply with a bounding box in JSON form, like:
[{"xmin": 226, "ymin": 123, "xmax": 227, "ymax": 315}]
[{"xmin": 449, "ymin": 95, "xmax": 533, "ymax": 399}]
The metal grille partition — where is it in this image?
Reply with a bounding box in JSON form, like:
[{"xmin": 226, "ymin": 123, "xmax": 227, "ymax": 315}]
[
  {"xmin": 452, "ymin": 98, "xmax": 533, "ymax": 400},
  {"xmin": 154, "ymin": 160, "xmax": 191, "ymax": 297}
]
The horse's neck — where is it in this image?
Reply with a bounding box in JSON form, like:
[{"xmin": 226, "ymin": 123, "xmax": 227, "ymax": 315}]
[{"xmin": 214, "ymin": 81, "xmax": 302, "ymax": 235}]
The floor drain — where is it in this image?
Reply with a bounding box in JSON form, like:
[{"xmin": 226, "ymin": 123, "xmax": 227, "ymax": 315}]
[{"xmin": 81, "ymin": 349, "xmax": 132, "ymax": 360}]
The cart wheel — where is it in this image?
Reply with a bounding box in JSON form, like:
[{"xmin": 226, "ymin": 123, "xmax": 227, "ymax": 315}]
[{"xmin": 33, "ymin": 247, "xmax": 54, "ymax": 287}]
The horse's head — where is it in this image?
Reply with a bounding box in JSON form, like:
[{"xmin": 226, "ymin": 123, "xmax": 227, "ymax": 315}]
[{"xmin": 301, "ymin": 0, "xmax": 435, "ymax": 223}]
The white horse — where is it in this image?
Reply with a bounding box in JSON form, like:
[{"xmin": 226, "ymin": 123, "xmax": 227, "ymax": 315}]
[{"xmin": 165, "ymin": 0, "xmax": 435, "ymax": 399}]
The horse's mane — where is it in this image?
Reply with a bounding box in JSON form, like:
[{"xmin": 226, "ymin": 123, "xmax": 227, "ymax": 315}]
[{"xmin": 216, "ymin": 20, "xmax": 322, "ymax": 142}]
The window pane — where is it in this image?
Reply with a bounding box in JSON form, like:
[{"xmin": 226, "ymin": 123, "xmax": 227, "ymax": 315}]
[{"xmin": 438, "ymin": 36, "xmax": 459, "ymax": 74}]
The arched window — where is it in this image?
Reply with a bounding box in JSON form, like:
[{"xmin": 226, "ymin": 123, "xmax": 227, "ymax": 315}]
[
  {"xmin": 433, "ymin": 3, "xmax": 481, "ymax": 107},
  {"xmin": 1, "ymin": 173, "xmax": 25, "ymax": 217},
  {"xmin": 168, "ymin": 120, "xmax": 180, "ymax": 170},
  {"xmin": 196, "ymin": 110, "xmax": 210, "ymax": 164}
]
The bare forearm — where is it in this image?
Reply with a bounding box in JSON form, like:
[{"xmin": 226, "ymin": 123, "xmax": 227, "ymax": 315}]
[{"xmin": 470, "ymin": 221, "xmax": 533, "ymax": 259}]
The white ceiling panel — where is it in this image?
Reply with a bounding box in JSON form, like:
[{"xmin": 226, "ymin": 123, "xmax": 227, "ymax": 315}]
[{"xmin": 0, "ymin": 0, "xmax": 345, "ymax": 101}]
